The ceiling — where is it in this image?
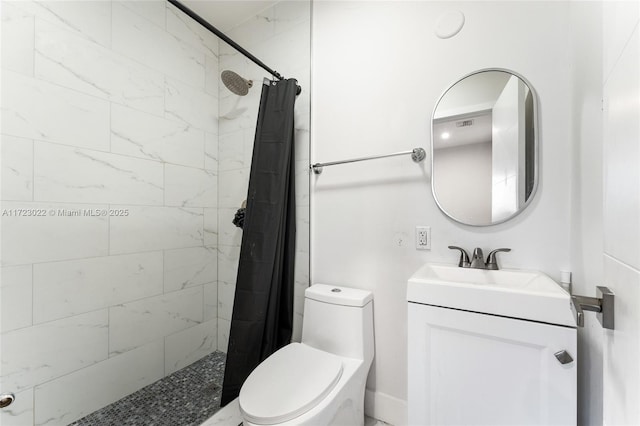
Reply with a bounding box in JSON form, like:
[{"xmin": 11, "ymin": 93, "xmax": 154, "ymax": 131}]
[
  {"xmin": 182, "ymin": 0, "xmax": 279, "ymax": 32},
  {"xmin": 433, "ymin": 111, "xmax": 492, "ymax": 150}
]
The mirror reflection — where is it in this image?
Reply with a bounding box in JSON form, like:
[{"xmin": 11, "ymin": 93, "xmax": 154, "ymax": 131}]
[{"xmin": 431, "ymin": 70, "xmax": 537, "ymax": 226}]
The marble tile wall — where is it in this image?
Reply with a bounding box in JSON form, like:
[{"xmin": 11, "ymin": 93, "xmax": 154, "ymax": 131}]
[
  {"xmin": 0, "ymin": 1, "xmax": 219, "ymax": 424},
  {"xmin": 216, "ymin": 1, "xmax": 311, "ymax": 350}
]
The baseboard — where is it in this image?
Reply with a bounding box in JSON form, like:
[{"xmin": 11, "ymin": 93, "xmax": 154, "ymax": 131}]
[{"xmin": 364, "ymin": 389, "xmax": 407, "ymax": 425}]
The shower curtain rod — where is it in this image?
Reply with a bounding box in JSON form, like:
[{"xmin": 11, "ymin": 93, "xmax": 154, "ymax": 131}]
[{"xmin": 167, "ymin": 0, "xmax": 300, "ymax": 93}]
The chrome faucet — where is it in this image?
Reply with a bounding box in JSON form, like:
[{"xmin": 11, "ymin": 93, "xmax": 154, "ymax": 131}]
[
  {"xmin": 470, "ymin": 247, "xmax": 486, "ymax": 269},
  {"xmin": 448, "ymin": 246, "xmax": 511, "ymax": 270}
]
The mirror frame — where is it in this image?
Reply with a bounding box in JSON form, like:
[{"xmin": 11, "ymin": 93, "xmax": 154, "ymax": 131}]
[{"xmin": 430, "ymin": 68, "xmax": 540, "ymax": 227}]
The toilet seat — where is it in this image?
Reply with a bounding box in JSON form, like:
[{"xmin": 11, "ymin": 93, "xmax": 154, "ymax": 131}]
[{"xmin": 239, "ymin": 343, "xmax": 344, "ymax": 425}]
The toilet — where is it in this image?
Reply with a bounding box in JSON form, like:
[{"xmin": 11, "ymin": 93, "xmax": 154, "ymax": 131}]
[{"xmin": 238, "ymin": 284, "xmax": 374, "ymax": 426}]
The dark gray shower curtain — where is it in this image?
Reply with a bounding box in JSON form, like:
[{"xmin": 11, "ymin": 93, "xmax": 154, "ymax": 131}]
[{"xmin": 221, "ymin": 78, "xmax": 298, "ymax": 405}]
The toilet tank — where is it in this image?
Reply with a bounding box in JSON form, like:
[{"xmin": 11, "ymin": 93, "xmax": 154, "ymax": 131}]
[{"xmin": 301, "ymin": 284, "xmax": 374, "ymax": 364}]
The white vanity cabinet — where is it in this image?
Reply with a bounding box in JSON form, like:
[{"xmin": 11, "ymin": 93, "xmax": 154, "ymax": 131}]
[{"xmin": 407, "ymin": 263, "xmax": 577, "ymax": 426}]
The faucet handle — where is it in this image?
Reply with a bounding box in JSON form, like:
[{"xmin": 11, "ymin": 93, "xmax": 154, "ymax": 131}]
[
  {"xmin": 448, "ymin": 246, "xmax": 470, "ymax": 268},
  {"xmin": 486, "ymin": 248, "xmax": 511, "ymax": 270}
]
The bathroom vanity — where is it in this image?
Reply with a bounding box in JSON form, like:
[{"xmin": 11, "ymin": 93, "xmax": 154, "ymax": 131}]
[{"xmin": 407, "ymin": 263, "xmax": 577, "ymax": 425}]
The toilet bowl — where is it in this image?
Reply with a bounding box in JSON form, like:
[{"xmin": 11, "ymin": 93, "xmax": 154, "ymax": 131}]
[{"xmin": 238, "ymin": 284, "xmax": 374, "ymax": 426}]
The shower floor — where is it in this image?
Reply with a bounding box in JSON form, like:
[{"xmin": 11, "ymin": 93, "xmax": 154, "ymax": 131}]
[{"xmin": 70, "ymin": 351, "xmax": 226, "ymax": 426}]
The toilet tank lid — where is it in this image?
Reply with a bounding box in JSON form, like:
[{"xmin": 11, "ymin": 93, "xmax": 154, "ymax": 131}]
[{"xmin": 306, "ymin": 284, "xmax": 373, "ymax": 307}]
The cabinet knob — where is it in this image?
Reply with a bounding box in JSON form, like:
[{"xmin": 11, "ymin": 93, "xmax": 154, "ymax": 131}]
[{"xmin": 554, "ymin": 350, "xmax": 574, "ymax": 365}]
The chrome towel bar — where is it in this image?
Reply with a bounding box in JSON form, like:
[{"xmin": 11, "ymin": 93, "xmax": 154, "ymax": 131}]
[{"xmin": 311, "ymin": 148, "xmax": 426, "ymax": 175}]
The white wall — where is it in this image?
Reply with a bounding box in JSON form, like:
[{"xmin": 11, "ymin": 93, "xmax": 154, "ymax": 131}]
[
  {"xmin": 568, "ymin": 2, "xmax": 604, "ymax": 424},
  {"xmin": 215, "ymin": 0, "xmax": 311, "ymax": 350},
  {"xmin": 601, "ymin": 1, "xmax": 640, "ymax": 424},
  {"xmin": 1, "ymin": 1, "xmax": 219, "ymax": 424},
  {"xmin": 433, "ymin": 142, "xmax": 492, "ymax": 224},
  {"xmin": 312, "ymin": 2, "xmax": 573, "ymax": 424}
]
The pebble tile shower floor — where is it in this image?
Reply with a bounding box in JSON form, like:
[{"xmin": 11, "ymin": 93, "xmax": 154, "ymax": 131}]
[{"xmin": 70, "ymin": 351, "xmax": 226, "ymax": 426}]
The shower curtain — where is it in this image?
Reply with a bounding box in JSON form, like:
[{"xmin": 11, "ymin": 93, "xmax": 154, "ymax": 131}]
[{"xmin": 221, "ymin": 78, "xmax": 298, "ymax": 405}]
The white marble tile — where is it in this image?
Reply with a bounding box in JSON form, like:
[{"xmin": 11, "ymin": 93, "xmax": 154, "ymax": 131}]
[
  {"xmin": 294, "ymin": 250, "xmax": 310, "ymax": 288},
  {"xmin": 34, "ymin": 340, "xmax": 164, "ymax": 426},
  {"xmin": 217, "ymin": 318, "xmax": 230, "ymax": 353},
  {"xmin": 218, "ymin": 169, "xmax": 249, "ymax": 209},
  {"xmin": 164, "ymin": 319, "xmax": 217, "ymax": 375},
  {"xmin": 1, "ymin": 201, "xmax": 109, "ymax": 266},
  {"xmin": 296, "ymin": 206, "xmax": 310, "ymax": 253},
  {"xmin": 1, "ymin": 310, "xmax": 108, "ymax": 391},
  {"xmin": 0, "ymin": 387, "xmax": 33, "ymax": 426},
  {"xmin": 217, "ymin": 281, "xmax": 235, "ymax": 321},
  {"xmin": 218, "ymin": 208, "xmax": 243, "ymax": 247},
  {"xmin": 1, "ymin": 135, "xmax": 33, "ymax": 201},
  {"xmin": 1, "ymin": 2, "xmax": 34, "ymax": 76},
  {"xmin": 112, "ymin": 2, "xmax": 205, "ymax": 88},
  {"xmin": 217, "ymin": 245, "xmax": 240, "ymax": 286},
  {"xmin": 295, "ymin": 160, "xmax": 310, "ymax": 208},
  {"xmin": 274, "ymin": 1, "xmax": 311, "ymax": 36},
  {"xmin": 603, "ymin": 25, "xmax": 640, "ymax": 270},
  {"xmin": 109, "ymin": 206, "xmax": 203, "ymax": 255},
  {"xmin": 35, "ymin": 19, "xmax": 165, "ymax": 116},
  {"xmin": 164, "ymin": 164, "xmax": 217, "ymax": 208},
  {"xmin": 166, "ymin": 3, "xmax": 219, "ymax": 58},
  {"xmin": 204, "ymin": 208, "xmax": 218, "ymax": 247},
  {"xmin": 165, "ymin": 77, "xmax": 219, "ymax": 133},
  {"xmin": 294, "ymin": 128, "xmax": 311, "ymax": 162},
  {"xmin": 205, "ymin": 55, "xmax": 219, "ymax": 96},
  {"xmin": 34, "ymin": 142, "xmax": 164, "ymax": 205},
  {"xmin": 201, "ymin": 397, "xmax": 241, "ymax": 426},
  {"xmin": 603, "ymin": 255, "xmax": 640, "ymax": 426},
  {"xmin": 1, "ymin": 265, "xmax": 33, "ymax": 333},
  {"xmin": 218, "ymin": 93, "xmax": 258, "ymax": 134},
  {"xmin": 9, "ymin": 0, "xmax": 111, "ymax": 48},
  {"xmin": 253, "ymin": 33, "xmax": 309, "ymax": 86},
  {"xmin": 1, "ymin": 71, "xmax": 110, "ymax": 151},
  {"xmin": 224, "ymin": 7, "xmax": 275, "ymax": 53},
  {"xmin": 116, "ymin": 0, "xmax": 166, "ymax": 29},
  {"xmin": 33, "ymin": 252, "xmax": 163, "ymax": 324},
  {"xmin": 295, "ymin": 92, "xmax": 311, "ymax": 134},
  {"xmin": 219, "ymin": 131, "xmax": 246, "ymax": 171},
  {"xmin": 109, "ymin": 287, "xmax": 203, "ymax": 355},
  {"xmin": 204, "ymin": 282, "xmax": 218, "ymax": 322},
  {"xmin": 164, "ymin": 246, "xmax": 217, "ymax": 292},
  {"xmin": 111, "ymin": 103, "xmax": 205, "ymax": 168},
  {"xmin": 205, "ymin": 132, "xmax": 219, "ymax": 172}
]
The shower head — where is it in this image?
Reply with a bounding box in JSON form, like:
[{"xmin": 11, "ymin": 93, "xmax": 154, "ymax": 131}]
[{"xmin": 221, "ymin": 70, "xmax": 253, "ymax": 96}]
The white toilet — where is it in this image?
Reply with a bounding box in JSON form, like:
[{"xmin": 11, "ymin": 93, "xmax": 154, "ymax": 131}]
[{"xmin": 238, "ymin": 284, "xmax": 374, "ymax": 426}]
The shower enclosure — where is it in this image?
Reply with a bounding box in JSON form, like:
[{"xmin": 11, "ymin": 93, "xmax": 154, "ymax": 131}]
[{"xmin": 0, "ymin": 1, "xmax": 311, "ymax": 424}]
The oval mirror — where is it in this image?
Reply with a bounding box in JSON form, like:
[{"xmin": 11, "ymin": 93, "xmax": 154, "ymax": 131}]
[{"xmin": 431, "ymin": 69, "xmax": 538, "ymax": 226}]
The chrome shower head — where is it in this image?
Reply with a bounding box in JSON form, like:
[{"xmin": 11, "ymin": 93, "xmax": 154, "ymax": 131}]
[{"xmin": 221, "ymin": 70, "xmax": 253, "ymax": 96}]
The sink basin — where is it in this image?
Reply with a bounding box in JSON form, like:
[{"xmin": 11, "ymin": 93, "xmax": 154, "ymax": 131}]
[{"xmin": 407, "ymin": 263, "xmax": 575, "ymax": 327}]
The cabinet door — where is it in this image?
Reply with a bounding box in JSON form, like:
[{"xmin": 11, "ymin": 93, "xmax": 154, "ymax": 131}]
[{"xmin": 408, "ymin": 303, "xmax": 576, "ymax": 426}]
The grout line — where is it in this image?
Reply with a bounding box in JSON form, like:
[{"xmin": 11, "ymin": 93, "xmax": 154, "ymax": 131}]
[
  {"xmin": 107, "ymin": 305, "xmax": 111, "ymax": 358},
  {"xmin": 603, "ymin": 20, "xmax": 640, "ymax": 88},
  {"xmin": 31, "ymin": 263, "xmax": 35, "ymax": 326},
  {"xmin": 1, "ymin": 131, "xmax": 210, "ymax": 170},
  {"xmin": 604, "ymin": 253, "xmax": 640, "ymax": 274},
  {"xmin": 31, "ymin": 139, "xmax": 35, "ymax": 201},
  {"xmin": 162, "ymin": 249, "xmax": 166, "ymax": 294}
]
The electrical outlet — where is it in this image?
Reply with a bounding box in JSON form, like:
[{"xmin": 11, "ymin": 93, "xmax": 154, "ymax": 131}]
[{"xmin": 416, "ymin": 226, "xmax": 431, "ymax": 250}]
